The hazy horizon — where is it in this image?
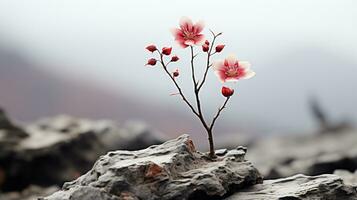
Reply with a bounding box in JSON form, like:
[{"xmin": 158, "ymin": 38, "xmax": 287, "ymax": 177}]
[{"xmin": 0, "ymin": 0, "xmax": 356, "ymax": 134}]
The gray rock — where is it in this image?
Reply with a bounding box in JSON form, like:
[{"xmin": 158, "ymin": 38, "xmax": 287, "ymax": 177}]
[
  {"xmin": 0, "ymin": 111, "xmax": 164, "ymax": 192},
  {"xmin": 246, "ymin": 129, "xmax": 357, "ymax": 178},
  {"xmin": 334, "ymin": 170, "xmax": 357, "ymax": 187},
  {"xmin": 44, "ymin": 134, "xmax": 262, "ymax": 200},
  {"xmin": 225, "ymin": 174, "xmax": 357, "ymax": 200},
  {"xmin": 0, "ymin": 185, "xmax": 59, "ymax": 200}
]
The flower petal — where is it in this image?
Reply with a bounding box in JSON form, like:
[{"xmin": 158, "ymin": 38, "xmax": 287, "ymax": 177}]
[
  {"xmin": 225, "ymin": 77, "xmax": 239, "ymax": 82},
  {"xmin": 193, "ymin": 34, "xmax": 205, "ymax": 45},
  {"xmin": 184, "ymin": 40, "xmax": 195, "ymax": 46},
  {"xmin": 170, "ymin": 28, "xmax": 182, "ymax": 37},
  {"xmin": 212, "ymin": 60, "xmax": 224, "ymax": 71},
  {"xmin": 180, "ymin": 16, "xmax": 193, "ymax": 31},
  {"xmin": 239, "ymin": 61, "xmax": 251, "ymax": 69},
  {"xmin": 214, "ymin": 70, "xmax": 227, "ymax": 83},
  {"xmin": 225, "ymin": 54, "xmax": 238, "ymax": 66},
  {"xmin": 242, "ymin": 70, "xmax": 256, "ymax": 79},
  {"xmin": 194, "ymin": 20, "xmax": 205, "ymax": 33}
]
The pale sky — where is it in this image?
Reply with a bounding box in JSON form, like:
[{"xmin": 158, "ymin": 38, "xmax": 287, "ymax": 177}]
[{"xmin": 0, "ymin": 0, "xmax": 356, "ymax": 133}]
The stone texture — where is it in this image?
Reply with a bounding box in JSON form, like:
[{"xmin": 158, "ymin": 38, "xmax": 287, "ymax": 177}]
[
  {"xmin": 334, "ymin": 170, "xmax": 357, "ymax": 187},
  {"xmin": 225, "ymin": 174, "xmax": 357, "ymax": 200},
  {"xmin": 44, "ymin": 134, "xmax": 262, "ymax": 200},
  {"xmin": 246, "ymin": 129, "xmax": 357, "ymax": 179},
  {"xmin": 0, "ymin": 109, "xmax": 164, "ymax": 192},
  {"xmin": 0, "ymin": 185, "xmax": 59, "ymax": 200}
]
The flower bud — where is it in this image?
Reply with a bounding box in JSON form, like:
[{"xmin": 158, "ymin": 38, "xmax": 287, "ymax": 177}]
[
  {"xmin": 173, "ymin": 69, "xmax": 179, "ymax": 77},
  {"xmin": 171, "ymin": 55, "xmax": 179, "ymax": 62},
  {"xmin": 146, "ymin": 45, "xmax": 157, "ymax": 52},
  {"xmin": 215, "ymin": 44, "xmax": 225, "ymax": 53},
  {"xmin": 145, "ymin": 58, "xmax": 157, "ymax": 66},
  {"xmin": 221, "ymin": 86, "xmax": 234, "ymax": 97},
  {"xmin": 205, "ymin": 40, "xmax": 210, "ymax": 45},
  {"xmin": 162, "ymin": 47, "xmax": 172, "ymax": 55},
  {"xmin": 202, "ymin": 44, "xmax": 209, "ymax": 52}
]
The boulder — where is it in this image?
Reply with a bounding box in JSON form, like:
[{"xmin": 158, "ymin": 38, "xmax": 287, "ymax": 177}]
[
  {"xmin": 44, "ymin": 134, "xmax": 262, "ymax": 200},
  {"xmin": 0, "ymin": 185, "xmax": 59, "ymax": 200},
  {"xmin": 0, "ymin": 110, "xmax": 164, "ymax": 192},
  {"xmin": 246, "ymin": 129, "xmax": 357, "ymax": 178},
  {"xmin": 225, "ymin": 174, "xmax": 357, "ymax": 200}
]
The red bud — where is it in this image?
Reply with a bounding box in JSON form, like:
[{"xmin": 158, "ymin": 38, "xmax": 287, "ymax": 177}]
[
  {"xmin": 171, "ymin": 55, "xmax": 179, "ymax": 62},
  {"xmin": 173, "ymin": 69, "xmax": 179, "ymax": 77},
  {"xmin": 202, "ymin": 44, "xmax": 209, "ymax": 52},
  {"xmin": 221, "ymin": 86, "xmax": 234, "ymax": 97},
  {"xmin": 162, "ymin": 47, "xmax": 172, "ymax": 55},
  {"xmin": 146, "ymin": 58, "xmax": 157, "ymax": 66},
  {"xmin": 205, "ymin": 40, "xmax": 210, "ymax": 45},
  {"xmin": 215, "ymin": 44, "xmax": 225, "ymax": 53},
  {"xmin": 146, "ymin": 45, "xmax": 157, "ymax": 53}
]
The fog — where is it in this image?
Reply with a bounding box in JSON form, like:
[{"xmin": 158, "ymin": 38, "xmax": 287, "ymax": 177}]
[{"xmin": 0, "ymin": 0, "xmax": 356, "ymax": 134}]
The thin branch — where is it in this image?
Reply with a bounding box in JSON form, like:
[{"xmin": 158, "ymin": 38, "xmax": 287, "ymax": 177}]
[
  {"xmin": 156, "ymin": 50, "xmax": 200, "ymax": 117},
  {"xmin": 198, "ymin": 31, "xmax": 221, "ymax": 91},
  {"xmin": 190, "ymin": 46, "xmax": 198, "ymax": 87},
  {"xmin": 210, "ymin": 97, "xmax": 230, "ymax": 130},
  {"xmin": 189, "ymin": 46, "xmax": 210, "ymax": 131}
]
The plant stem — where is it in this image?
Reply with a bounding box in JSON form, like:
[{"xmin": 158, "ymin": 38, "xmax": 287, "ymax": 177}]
[
  {"xmin": 155, "ymin": 32, "xmax": 228, "ymax": 159},
  {"xmin": 157, "ymin": 51, "xmax": 199, "ymax": 118}
]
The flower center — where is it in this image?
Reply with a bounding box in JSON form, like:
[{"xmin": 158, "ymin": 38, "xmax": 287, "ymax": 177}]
[
  {"xmin": 225, "ymin": 69, "xmax": 238, "ymax": 77},
  {"xmin": 183, "ymin": 31, "xmax": 195, "ymax": 40}
]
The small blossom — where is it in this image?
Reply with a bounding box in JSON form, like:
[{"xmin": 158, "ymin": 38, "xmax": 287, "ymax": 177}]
[
  {"xmin": 173, "ymin": 69, "xmax": 179, "ymax": 77},
  {"xmin": 146, "ymin": 45, "xmax": 157, "ymax": 52},
  {"xmin": 205, "ymin": 40, "xmax": 210, "ymax": 45},
  {"xmin": 145, "ymin": 58, "xmax": 157, "ymax": 66},
  {"xmin": 215, "ymin": 44, "xmax": 225, "ymax": 53},
  {"xmin": 171, "ymin": 55, "xmax": 179, "ymax": 62},
  {"xmin": 202, "ymin": 44, "xmax": 209, "ymax": 52},
  {"xmin": 213, "ymin": 54, "xmax": 255, "ymax": 82},
  {"xmin": 221, "ymin": 86, "xmax": 234, "ymax": 97},
  {"xmin": 162, "ymin": 47, "xmax": 172, "ymax": 55},
  {"xmin": 171, "ymin": 16, "xmax": 205, "ymax": 48}
]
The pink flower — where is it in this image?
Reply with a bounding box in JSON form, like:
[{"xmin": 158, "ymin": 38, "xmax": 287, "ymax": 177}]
[
  {"xmin": 221, "ymin": 86, "xmax": 234, "ymax": 97},
  {"xmin": 145, "ymin": 58, "xmax": 157, "ymax": 66},
  {"xmin": 215, "ymin": 44, "xmax": 225, "ymax": 53},
  {"xmin": 171, "ymin": 17, "xmax": 205, "ymax": 48},
  {"xmin": 162, "ymin": 47, "xmax": 172, "ymax": 55},
  {"xmin": 146, "ymin": 45, "xmax": 157, "ymax": 52},
  {"xmin": 213, "ymin": 54, "xmax": 255, "ymax": 82}
]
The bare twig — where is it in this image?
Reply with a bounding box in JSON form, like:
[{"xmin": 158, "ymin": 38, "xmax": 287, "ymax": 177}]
[
  {"xmin": 156, "ymin": 50, "xmax": 200, "ymax": 118},
  {"xmin": 210, "ymin": 97, "xmax": 230, "ymax": 130},
  {"xmin": 198, "ymin": 31, "xmax": 221, "ymax": 91}
]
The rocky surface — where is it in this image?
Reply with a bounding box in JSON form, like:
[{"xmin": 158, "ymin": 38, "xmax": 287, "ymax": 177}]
[
  {"xmin": 334, "ymin": 170, "xmax": 357, "ymax": 187},
  {"xmin": 246, "ymin": 129, "xmax": 357, "ymax": 179},
  {"xmin": 0, "ymin": 185, "xmax": 59, "ymax": 200},
  {"xmin": 0, "ymin": 109, "xmax": 164, "ymax": 192},
  {"xmin": 225, "ymin": 174, "xmax": 357, "ymax": 200},
  {"xmin": 44, "ymin": 134, "xmax": 262, "ymax": 200}
]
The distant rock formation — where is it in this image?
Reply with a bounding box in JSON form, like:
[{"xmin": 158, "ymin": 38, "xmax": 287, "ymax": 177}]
[
  {"xmin": 0, "ymin": 108, "xmax": 164, "ymax": 192},
  {"xmin": 44, "ymin": 135, "xmax": 262, "ymax": 200},
  {"xmin": 226, "ymin": 174, "xmax": 357, "ymax": 200},
  {"xmin": 247, "ymin": 129, "xmax": 357, "ymax": 179}
]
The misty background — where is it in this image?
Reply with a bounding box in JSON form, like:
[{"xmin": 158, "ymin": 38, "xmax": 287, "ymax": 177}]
[{"xmin": 0, "ymin": 0, "xmax": 356, "ymax": 145}]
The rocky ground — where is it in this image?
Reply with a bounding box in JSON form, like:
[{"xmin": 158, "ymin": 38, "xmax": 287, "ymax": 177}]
[
  {"xmin": 44, "ymin": 135, "xmax": 262, "ymax": 200},
  {"xmin": 246, "ymin": 129, "xmax": 357, "ymax": 179},
  {"xmin": 0, "ymin": 108, "xmax": 164, "ymax": 195},
  {"xmin": 1, "ymin": 108, "xmax": 357, "ymax": 199},
  {"xmin": 43, "ymin": 134, "xmax": 357, "ymax": 200}
]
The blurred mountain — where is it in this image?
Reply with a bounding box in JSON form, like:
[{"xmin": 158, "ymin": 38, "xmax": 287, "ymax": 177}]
[{"xmin": 0, "ymin": 45, "xmax": 200, "ymax": 137}]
